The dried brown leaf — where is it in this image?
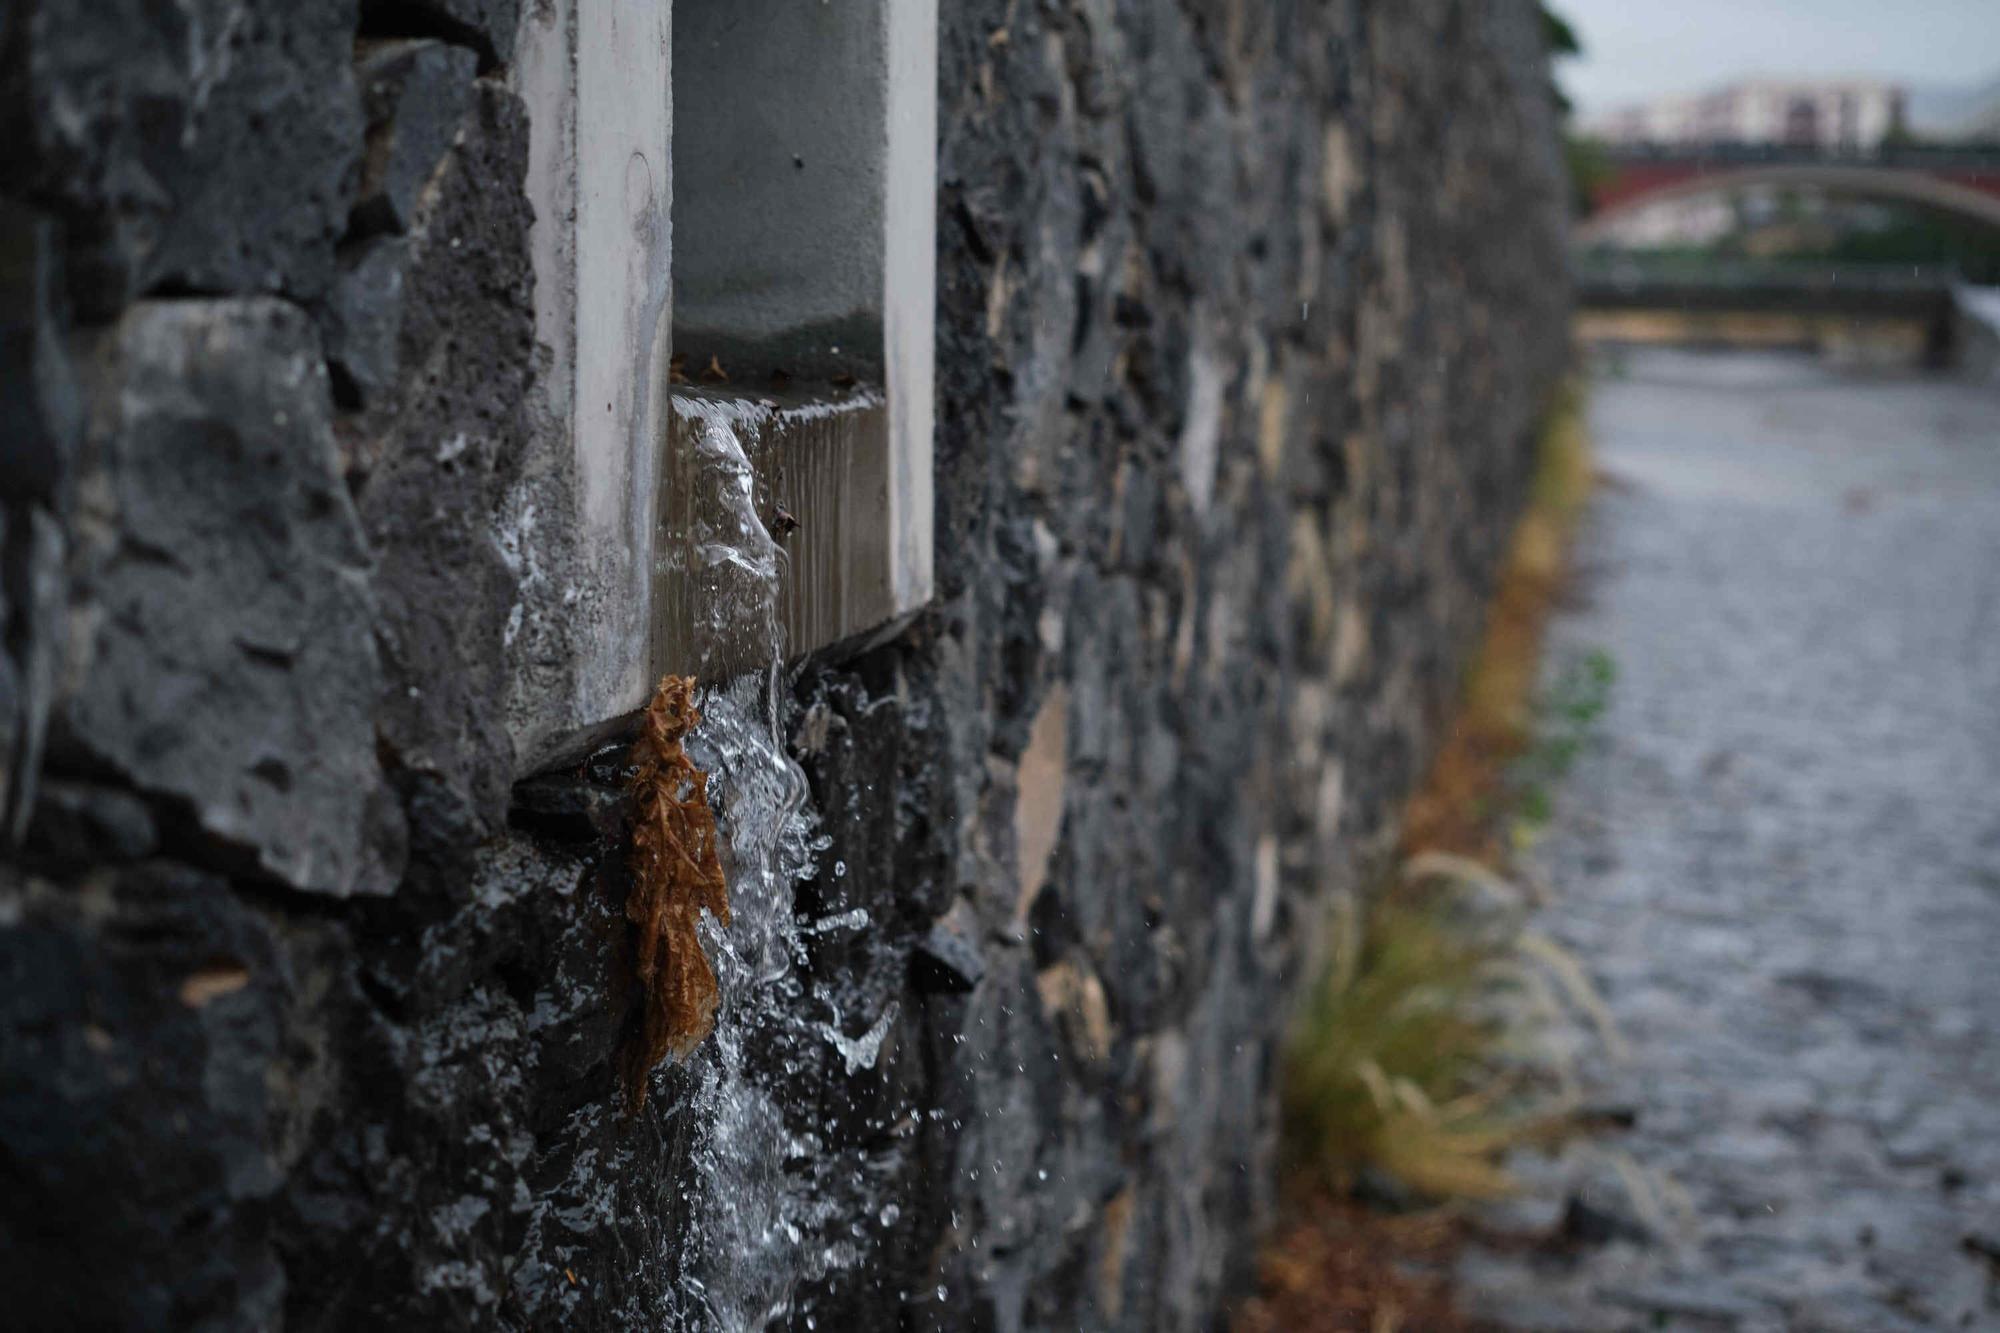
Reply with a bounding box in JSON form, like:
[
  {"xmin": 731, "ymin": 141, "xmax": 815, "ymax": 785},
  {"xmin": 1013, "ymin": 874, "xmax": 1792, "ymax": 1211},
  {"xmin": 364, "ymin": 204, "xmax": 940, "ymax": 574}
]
[{"xmin": 621, "ymin": 675, "xmax": 731, "ymax": 1112}]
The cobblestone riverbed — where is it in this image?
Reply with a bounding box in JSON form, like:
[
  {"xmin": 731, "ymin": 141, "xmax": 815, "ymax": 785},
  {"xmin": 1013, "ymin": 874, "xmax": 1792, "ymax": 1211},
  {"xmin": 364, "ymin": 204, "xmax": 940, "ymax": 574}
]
[{"xmin": 1456, "ymin": 347, "xmax": 2000, "ymax": 1332}]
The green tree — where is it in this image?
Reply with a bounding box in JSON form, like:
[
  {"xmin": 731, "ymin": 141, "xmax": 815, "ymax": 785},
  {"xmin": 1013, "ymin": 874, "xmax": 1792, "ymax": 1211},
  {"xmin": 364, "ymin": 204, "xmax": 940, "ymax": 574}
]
[{"xmin": 1541, "ymin": 8, "xmax": 1605, "ymax": 216}]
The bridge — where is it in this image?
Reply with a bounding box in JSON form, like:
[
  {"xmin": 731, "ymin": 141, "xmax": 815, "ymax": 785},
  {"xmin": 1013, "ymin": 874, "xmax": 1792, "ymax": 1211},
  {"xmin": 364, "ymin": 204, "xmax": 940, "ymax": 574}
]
[
  {"xmin": 1570, "ymin": 255, "xmax": 2000, "ymax": 369},
  {"xmin": 1579, "ymin": 144, "xmax": 2000, "ymax": 245},
  {"xmin": 1574, "ymin": 256, "xmax": 1961, "ymax": 318}
]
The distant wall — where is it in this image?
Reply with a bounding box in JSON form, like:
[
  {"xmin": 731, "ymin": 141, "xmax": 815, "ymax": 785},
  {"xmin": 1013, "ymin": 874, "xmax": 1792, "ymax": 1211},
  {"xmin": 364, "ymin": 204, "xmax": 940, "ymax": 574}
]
[
  {"xmin": 1954, "ymin": 284, "xmax": 2000, "ymax": 382},
  {"xmin": 0, "ymin": 2, "xmax": 1570, "ymax": 1329}
]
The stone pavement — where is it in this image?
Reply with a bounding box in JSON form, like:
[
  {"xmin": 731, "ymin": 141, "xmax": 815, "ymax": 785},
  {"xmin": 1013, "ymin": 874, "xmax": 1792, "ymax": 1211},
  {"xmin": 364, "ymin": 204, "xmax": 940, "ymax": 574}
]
[{"xmin": 1455, "ymin": 348, "xmax": 2000, "ymax": 1331}]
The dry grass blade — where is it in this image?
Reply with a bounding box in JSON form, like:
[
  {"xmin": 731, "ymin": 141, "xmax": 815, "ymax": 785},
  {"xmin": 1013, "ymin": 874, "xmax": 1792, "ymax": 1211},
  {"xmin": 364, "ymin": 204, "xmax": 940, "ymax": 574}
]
[
  {"xmin": 1404, "ymin": 851, "xmax": 1528, "ymax": 916},
  {"xmin": 621, "ymin": 675, "xmax": 732, "ymax": 1112},
  {"xmin": 1516, "ymin": 930, "xmax": 1628, "ymax": 1060}
]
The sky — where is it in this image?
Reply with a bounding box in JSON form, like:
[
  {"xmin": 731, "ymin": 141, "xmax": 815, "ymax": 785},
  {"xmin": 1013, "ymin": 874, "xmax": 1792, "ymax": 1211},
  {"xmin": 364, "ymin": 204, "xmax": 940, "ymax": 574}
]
[{"xmin": 1551, "ymin": 0, "xmax": 2000, "ymax": 119}]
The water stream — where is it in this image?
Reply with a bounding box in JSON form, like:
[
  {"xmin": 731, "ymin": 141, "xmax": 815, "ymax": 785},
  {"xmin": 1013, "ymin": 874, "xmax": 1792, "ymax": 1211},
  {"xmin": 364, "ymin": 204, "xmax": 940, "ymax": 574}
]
[{"xmin": 663, "ymin": 397, "xmax": 893, "ymax": 1330}]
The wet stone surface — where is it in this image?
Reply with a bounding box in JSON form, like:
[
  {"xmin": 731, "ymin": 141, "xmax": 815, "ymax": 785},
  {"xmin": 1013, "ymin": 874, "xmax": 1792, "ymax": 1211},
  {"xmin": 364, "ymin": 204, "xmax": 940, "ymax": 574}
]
[
  {"xmin": 1458, "ymin": 348, "xmax": 2000, "ymax": 1332},
  {"xmin": 0, "ymin": 1, "xmax": 1573, "ymax": 1324}
]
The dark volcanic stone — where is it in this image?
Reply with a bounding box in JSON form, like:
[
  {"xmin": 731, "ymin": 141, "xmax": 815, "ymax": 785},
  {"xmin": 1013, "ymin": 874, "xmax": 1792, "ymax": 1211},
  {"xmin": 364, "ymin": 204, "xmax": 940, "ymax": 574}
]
[
  {"xmin": 0, "ymin": 0, "xmax": 1574, "ymax": 1326},
  {"xmin": 1, "ymin": 505, "xmax": 63, "ymax": 839},
  {"xmin": 1561, "ymin": 1191, "xmax": 1655, "ymax": 1249},
  {"xmin": 142, "ymin": 0, "xmax": 363, "ymax": 301},
  {"xmin": 0, "ymin": 861, "xmax": 288, "ymax": 1332},
  {"xmin": 23, "ymin": 778, "xmax": 159, "ymax": 864},
  {"xmin": 58, "ymin": 299, "xmax": 402, "ymax": 896},
  {"xmin": 322, "ymin": 234, "xmax": 410, "ymax": 409},
  {"xmin": 351, "ymin": 39, "xmax": 479, "ymax": 236},
  {"xmin": 4, "ymin": 0, "xmax": 363, "ymax": 312},
  {"xmin": 0, "ymin": 550, "xmax": 14, "ymax": 829},
  {"xmin": 0, "ymin": 201, "xmax": 79, "ymax": 502},
  {"xmin": 911, "ymin": 917, "xmax": 987, "ymax": 994},
  {"xmin": 355, "ymin": 80, "xmax": 536, "ymax": 858},
  {"xmin": 360, "ymin": 0, "xmax": 521, "ymax": 67},
  {"xmin": 0, "ymin": 202, "xmax": 80, "ymax": 834},
  {"xmin": 508, "ymin": 772, "xmax": 625, "ymax": 842}
]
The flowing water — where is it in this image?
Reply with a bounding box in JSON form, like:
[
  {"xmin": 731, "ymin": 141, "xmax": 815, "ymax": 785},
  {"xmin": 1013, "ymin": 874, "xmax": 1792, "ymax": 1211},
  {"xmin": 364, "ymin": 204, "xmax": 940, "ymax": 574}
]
[{"xmin": 663, "ymin": 397, "xmax": 895, "ymax": 1330}]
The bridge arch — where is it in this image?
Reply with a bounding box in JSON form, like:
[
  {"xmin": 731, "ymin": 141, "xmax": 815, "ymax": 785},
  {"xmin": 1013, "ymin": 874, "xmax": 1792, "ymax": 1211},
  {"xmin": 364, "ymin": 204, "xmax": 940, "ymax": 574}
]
[{"xmin": 1578, "ymin": 163, "xmax": 2000, "ymax": 247}]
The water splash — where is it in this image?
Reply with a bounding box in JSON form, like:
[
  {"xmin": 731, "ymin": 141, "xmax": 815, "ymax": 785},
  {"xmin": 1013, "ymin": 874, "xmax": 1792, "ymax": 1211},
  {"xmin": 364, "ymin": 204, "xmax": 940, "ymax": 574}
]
[
  {"xmin": 662, "ymin": 397, "xmax": 893, "ymax": 1330},
  {"xmin": 801, "ymin": 907, "xmax": 871, "ymax": 936},
  {"xmin": 820, "ymin": 1000, "xmax": 900, "ymax": 1077}
]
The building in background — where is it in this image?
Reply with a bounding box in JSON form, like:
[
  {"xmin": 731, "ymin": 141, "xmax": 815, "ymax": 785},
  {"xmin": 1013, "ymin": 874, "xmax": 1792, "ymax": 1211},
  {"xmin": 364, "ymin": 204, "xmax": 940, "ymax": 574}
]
[
  {"xmin": 1590, "ymin": 78, "xmax": 1905, "ymax": 151},
  {"xmin": 1906, "ymin": 76, "xmax": 2000, "ymax": 142}
]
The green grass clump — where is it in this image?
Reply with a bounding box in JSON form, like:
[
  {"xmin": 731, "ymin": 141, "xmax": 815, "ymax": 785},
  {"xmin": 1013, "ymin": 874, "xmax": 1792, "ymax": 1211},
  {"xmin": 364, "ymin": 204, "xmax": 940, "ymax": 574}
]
[
  {"xmin": 1281, "ymin": 864, "xmax": 1594, "ymax": 1202},
  {"xmin": 1282, "ymin": 381, "xmax": 1616, "ymax": 1206},
  {"xmin": 1511, "ymin": 649, "xmax": 1616, "ymax": 845}
]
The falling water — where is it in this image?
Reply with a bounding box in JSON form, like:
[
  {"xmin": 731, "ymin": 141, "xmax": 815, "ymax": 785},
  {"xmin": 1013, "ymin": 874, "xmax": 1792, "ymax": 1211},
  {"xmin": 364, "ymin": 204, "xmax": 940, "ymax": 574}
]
[{"xmin": 661, "ymin": 397, "xmax": 895, "ymax": 1330}]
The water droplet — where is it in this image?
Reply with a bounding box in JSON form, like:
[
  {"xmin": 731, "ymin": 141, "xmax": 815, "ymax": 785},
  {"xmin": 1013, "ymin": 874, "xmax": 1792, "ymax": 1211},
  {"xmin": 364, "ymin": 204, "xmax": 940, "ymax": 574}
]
[
  {"xmin": 879, "ymin": 1203, "xmax": 901, "ymax": 1226},
  {"xmin": 834, "ymin": 859, "xmax": 847, "ymax": 877}
]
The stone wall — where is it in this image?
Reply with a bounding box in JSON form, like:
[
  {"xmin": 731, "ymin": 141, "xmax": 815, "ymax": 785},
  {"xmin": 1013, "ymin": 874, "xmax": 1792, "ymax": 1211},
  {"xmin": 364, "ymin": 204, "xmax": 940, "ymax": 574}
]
[{"xmin": 0, "ymin": 2, "xmax": 1569, "ymax": 1329}]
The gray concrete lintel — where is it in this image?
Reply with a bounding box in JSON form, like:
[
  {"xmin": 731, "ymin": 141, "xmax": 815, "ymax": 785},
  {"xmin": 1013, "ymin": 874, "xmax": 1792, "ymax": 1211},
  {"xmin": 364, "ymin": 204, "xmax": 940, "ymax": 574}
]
[{"xmin": 512, "ymin": 0, "xmax": 672, "ymax": 766}]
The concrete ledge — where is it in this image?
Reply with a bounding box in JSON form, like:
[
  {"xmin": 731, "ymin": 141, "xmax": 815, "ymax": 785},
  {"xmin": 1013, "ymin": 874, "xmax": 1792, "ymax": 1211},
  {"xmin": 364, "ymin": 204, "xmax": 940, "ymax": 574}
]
[{"xmin": 657, "ymin": 389, "xmax": 901, "ymax": 681}]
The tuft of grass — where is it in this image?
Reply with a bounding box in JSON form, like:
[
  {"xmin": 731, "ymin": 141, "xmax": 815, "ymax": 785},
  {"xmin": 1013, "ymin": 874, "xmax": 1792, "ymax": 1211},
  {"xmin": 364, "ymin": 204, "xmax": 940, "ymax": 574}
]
[
  {"xmin": 1282, "ymin": 381, "xmax": 1612, "ymax": 1206},
  {"xmin": 1281, "ymin": 862, "xmax": 1597, "ymax": 1203}
]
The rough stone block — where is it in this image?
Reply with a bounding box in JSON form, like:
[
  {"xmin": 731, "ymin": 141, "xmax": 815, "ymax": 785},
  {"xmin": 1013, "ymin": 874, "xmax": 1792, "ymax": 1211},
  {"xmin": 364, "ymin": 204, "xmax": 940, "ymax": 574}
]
[
  {"xmin": 22, "ymin": 779, "xmax": 159, "ymax": 865},
  {"xmin": 322, "ymin": 235, "xmax": 409, "ymax": 408},
  {"xmin": 60, "ymin": 299, "xmax": 404, "ymax": 896},
  {"xmin": 0, "ymin": 202, "xmax": 80, "ymax": 502},
  {"xmin": 0, "ymin": 204, "xmax": 79, "ymax": 835},
  {"xmin": 0, "ymin": 518, "xmax": 14, "ymax": 831},
  {"xmin": 147, "ymin": 0, "xmax": 364, "ymax": 301},
  {"xmin": 911, "ymin": 915, "xmax": 986, "ymax": 993},
  {"xmin": 362, "ymin": 0, "xmax": 521, "ymax": 66},
  {"xmin": 352, "ymin": 39, "xmax": 479, "ymax": 235},
  {"xmin": 2, "ymin": 507, "xmax": 63, "ymax": 840},
  {"xmin": 5, "ymin": 0, "xmax": 362, "ymax": 311},
  {"xmin": 507, "ymin": 770, "xmax": 625, "ymax": 842},
  {"xmin": 357, "ymin": 81, "xmax": 535, "ymax": 849},
  {"xmin": 0, "ymin": 863, "xmax": 287, "ymax": 1330}
]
